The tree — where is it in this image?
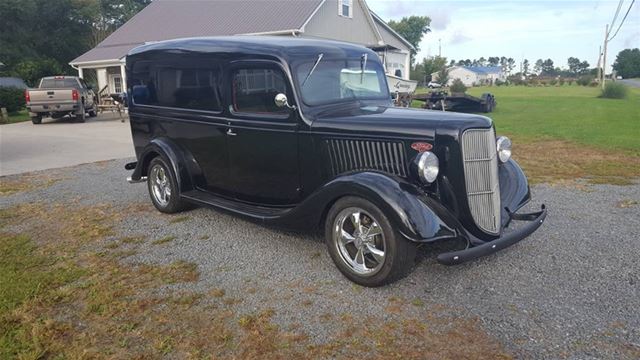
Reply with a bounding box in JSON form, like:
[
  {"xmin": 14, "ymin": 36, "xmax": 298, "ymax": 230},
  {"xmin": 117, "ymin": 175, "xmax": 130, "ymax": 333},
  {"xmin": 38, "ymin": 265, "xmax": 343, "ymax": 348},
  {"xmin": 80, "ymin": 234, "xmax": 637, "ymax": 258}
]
[
  {"xmin": 523, "ymin": 59, "xmax": 530, "ymax": 76},
  {"xmin": 568, "ymin": 57, "xmax": 590, "ymax": 76},
  {"xmin": 507, "ymin": 58, "xmax": 516, "ymax": 75},
  {"xmin": 421, "ymin": 56, "xmax": 448, "ymax": 81},
  {"xmin": 488, "ymin": 57, "xmax": 500, "ymax": 66},
  {"xmin": 436, "ymin": 66, "xmax": 450, "ymax": 86},
  {"xmin": 477, "ymin": 57, "xmax": 487, "ymax": 67},
  {"xmin": 612, "ymin": 48, "xmax": 640, "ymax": 78},
  {"xmin": 0, "ymin": 0, "xmax": 151, "ymax": 84},
  {"xmin": 534, "ymin": 59, "xmax": 544, "ymax": 75},
  {"xmin": 542, "ymin": 59, "xmax": 555, "ymax": 75},
  {"xmin": 387, "ymin": 16, "xmax": 431, "ymax": 63}
]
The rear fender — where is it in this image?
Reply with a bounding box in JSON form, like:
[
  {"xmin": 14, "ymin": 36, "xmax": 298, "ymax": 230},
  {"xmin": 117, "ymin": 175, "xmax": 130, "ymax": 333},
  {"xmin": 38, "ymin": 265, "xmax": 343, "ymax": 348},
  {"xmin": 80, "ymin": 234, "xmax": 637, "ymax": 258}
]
[{"xmin": 130, "ymin": 138, "xmax": 197, "ymax": 193}]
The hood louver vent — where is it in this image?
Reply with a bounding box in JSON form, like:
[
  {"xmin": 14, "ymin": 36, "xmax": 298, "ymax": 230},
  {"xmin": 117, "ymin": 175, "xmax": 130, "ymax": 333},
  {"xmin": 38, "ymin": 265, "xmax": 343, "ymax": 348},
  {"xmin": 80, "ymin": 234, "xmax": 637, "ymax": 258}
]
[{"xmin": 326, "ymin": 139, "xmax": 408, "ymax": 177}]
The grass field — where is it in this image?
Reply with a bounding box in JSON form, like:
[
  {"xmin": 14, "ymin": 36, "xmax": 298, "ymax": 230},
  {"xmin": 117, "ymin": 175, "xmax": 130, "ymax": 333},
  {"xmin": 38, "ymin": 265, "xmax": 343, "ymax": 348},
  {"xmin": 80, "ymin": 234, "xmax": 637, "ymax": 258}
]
[{"xmin": 414, "ymin": 85, "xmax": 640, "ymax": 184}]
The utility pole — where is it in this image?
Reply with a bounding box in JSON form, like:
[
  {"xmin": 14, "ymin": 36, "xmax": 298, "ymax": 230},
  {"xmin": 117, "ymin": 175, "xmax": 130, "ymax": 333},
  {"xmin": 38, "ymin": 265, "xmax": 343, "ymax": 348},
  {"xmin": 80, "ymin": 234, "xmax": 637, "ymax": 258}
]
[
  {"xmin": 438, "ymin": 39, "xmax": 441, "ymax": 57},
  {"xmin": 602, "ymin": 24, "xmax": 609, "ymax": 89}
]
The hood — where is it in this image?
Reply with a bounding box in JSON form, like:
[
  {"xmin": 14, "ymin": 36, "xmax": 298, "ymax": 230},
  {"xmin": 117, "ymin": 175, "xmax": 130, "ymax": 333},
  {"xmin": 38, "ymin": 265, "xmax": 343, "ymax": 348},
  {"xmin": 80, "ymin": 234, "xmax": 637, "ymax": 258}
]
[{"xmin": 310, "ymin": 105, "xmax": 493, "ymax": 139}]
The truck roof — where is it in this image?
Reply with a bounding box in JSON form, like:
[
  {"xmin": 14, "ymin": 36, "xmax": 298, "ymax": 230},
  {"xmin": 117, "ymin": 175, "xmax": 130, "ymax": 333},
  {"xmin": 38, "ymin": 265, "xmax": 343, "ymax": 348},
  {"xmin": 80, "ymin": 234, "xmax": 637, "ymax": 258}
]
[{"xmin": 127, "ymin": 36, "xmax": 378, "ymax": 63}]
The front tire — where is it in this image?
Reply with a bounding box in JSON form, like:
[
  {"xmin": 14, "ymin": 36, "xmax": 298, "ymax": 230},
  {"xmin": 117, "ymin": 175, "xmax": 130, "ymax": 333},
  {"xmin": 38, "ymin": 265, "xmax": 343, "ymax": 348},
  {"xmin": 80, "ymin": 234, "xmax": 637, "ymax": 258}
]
[
  {"xmin": 325, "ymin": 196, "xmax": 416, "ymax": 287},
  {"xmin": 31, "ymin": 115, "xmax": 42, "ymax": 124},
  {"xmin": 147, "ymin": 156, "xmax": 188, "ymax": 214}
]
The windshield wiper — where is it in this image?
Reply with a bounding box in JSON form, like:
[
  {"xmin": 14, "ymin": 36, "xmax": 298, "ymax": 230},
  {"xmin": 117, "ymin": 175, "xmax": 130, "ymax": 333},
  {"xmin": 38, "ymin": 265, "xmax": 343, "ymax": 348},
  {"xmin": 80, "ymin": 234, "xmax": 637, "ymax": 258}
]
[
  {"xmin": 360, "ymin": 53, "xmax": 367, "ymax": 84},
  {"xmin": 301, "ymin": 53, "xmax": 323, "ymax": 87}
]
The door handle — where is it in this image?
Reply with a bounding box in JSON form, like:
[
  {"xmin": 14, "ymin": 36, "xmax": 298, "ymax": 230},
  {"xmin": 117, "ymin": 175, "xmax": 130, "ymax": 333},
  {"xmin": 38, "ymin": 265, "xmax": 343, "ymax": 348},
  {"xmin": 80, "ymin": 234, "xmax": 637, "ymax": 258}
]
[{"xmin": 226, "ymin": 128, "xmax": 237, "ymax": 136}]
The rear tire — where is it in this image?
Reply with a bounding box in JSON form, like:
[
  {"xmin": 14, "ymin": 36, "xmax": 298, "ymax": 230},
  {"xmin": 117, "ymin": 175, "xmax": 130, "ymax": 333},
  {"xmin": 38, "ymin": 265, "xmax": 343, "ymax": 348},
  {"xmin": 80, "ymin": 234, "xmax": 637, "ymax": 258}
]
[
  {"xmin": 31, "ymin": 115, "xmax": 42, "ymax": 124},
  {"xmin": 325, "ymin": 196, "xmax": 416, "ymax": 287},
  {"xmin": 88, "ymin": 108, "xmax": 97, "ymax": 117},
  {"xmin": 147, "ymin": 156, "xmax": 189, "ymax": 214}
]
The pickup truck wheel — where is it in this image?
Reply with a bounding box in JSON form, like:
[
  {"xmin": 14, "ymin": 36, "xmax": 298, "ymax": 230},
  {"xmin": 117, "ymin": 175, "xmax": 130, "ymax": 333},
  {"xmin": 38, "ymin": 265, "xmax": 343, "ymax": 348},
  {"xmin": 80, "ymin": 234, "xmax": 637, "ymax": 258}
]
[
  {"xmin": 325, "ymin": 196, "xmax": 416, "ymax": 287},
  {"xmin": 31, "ymin": 115, "xmax": 42, "ymax": 124},
  {"xmin": 147, "ymin": 156, "xmax": 189, "ymax": 214},
  {"xmin": 88, "ymin": 108, "xmax": 97, "ymax": 117}
]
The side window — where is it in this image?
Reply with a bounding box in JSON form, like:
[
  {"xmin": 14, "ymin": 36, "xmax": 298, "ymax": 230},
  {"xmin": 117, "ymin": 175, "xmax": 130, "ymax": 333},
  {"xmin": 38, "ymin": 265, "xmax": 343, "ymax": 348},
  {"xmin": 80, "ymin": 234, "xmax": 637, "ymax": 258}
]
[
  {"xmin": 130, "ymin": 59, "xmax": 222, "ymax": 112},
  {"xmin": 231, "ymin": 68, "xmax": 288, "ymax": 115}
]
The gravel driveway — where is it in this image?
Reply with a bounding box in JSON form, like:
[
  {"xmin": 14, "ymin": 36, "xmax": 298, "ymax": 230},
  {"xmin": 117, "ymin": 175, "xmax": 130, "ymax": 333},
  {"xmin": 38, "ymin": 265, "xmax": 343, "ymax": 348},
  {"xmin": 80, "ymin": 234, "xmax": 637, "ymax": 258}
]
[{"xmin": 1, "ymin": 160, "xmax": 639, "ymax": 359}]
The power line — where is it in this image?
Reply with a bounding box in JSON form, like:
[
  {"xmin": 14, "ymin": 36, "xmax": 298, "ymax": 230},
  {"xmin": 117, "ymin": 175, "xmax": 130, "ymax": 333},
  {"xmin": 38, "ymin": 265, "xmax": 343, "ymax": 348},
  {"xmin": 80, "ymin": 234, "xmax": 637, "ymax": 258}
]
[
  {"xmin": 609, "ymin": 0, "xmax": 625, "ymax": 31},
  {"xmin": 608, "ymin": 0, "xmax": 636, "ymax": 41}
]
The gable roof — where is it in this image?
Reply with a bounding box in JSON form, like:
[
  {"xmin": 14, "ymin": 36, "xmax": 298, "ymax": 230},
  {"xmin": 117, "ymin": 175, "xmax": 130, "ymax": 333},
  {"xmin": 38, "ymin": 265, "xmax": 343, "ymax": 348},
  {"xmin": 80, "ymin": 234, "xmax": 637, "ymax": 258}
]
[
  {"xmin": 369, "ymin": 11, "xmax": 414, "ymax": 51},
  {"xmin": 71, "ymin": 0, "xmax": 411, "ymax": 66},
  {"xmin": 463, "ymin": 66, "xmax": 502, "ymax": 74},
  {"xmin": 71, "ymin": 0, "xmax": 324, "ymax": 64}
]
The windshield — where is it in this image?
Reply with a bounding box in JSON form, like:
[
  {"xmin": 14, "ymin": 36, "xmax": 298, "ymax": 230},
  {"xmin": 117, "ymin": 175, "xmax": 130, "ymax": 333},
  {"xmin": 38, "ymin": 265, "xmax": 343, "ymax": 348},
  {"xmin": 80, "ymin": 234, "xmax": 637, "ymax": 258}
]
[{"xmin": 295, "ymin": 57, "xmax": 388, "ymax": 106}]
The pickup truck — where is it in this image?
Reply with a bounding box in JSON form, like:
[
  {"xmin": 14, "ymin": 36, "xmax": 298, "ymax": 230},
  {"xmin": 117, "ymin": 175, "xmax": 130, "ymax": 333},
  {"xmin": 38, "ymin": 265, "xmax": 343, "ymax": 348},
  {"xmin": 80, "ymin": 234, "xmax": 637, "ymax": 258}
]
[{"xmin": 25, "ymin": 76, "xmax": 97, "ymax": 124}]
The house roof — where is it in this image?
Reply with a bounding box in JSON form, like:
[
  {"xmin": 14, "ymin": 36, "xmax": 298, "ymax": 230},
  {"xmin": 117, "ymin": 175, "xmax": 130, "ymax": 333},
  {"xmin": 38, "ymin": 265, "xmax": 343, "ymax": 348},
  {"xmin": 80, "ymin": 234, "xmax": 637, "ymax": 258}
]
[
  {"xmin": 71, "ymin": 0, "xmax": 324, "ymax": 65},
  {"xmin": 463, "ymin": 66, "xmax": 502, "ymax": 74},
  {"xmin": 71, "ymin": 0, "xmax": 411, "ymax": 66}
]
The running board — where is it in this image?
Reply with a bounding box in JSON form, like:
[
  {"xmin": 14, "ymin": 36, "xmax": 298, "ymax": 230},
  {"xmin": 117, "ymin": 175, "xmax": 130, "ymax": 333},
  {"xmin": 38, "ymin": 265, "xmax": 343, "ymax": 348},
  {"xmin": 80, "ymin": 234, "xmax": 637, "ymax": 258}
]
[{"xmin": 180, "ymin": 190, "xmax": 292, "ymax": 221}]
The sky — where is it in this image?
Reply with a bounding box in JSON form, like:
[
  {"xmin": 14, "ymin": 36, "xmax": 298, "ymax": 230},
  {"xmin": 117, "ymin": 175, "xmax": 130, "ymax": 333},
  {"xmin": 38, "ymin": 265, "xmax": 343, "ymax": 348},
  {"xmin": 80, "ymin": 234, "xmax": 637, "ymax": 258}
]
[{"xmin": 367, "ymin": 0, "xmax": 639, "ymax": 71}]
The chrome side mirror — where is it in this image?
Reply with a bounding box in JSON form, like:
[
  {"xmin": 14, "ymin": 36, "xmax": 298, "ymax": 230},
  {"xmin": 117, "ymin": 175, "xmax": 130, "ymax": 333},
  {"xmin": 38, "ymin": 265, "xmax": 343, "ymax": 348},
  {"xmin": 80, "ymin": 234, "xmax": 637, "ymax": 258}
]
[{"xmin": 274, "ymin": 93, "xmax": 296, "ymax": 110}]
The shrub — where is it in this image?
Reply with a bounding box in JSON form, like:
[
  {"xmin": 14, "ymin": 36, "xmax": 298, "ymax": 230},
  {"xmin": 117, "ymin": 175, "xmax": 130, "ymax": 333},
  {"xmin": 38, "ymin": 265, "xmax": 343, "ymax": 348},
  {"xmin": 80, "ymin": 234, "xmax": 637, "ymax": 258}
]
[
  {"xmin": 540, "ymin": 80, "xmax": 547, "ymax": 86},
  {"xmin": 528, "ymin": 78, "xmax": 539, "ymax": 87},
  {"xmin": 577, "ymin": 75, "xmax": 595, "ymax": 86},
  {"xmin": 549, "ymin": 79, "xmax": 558, "ymax": 86},
  {"xmin": 449, "ymin": 79, "xmax": 467, "ymax": 93},
  {"xmin": 495, "ymin": 79, "xmax": 505, "ymax": 86},
  {"xmin": 559, "ymin": 78, "xmax": 565, "ymax": 86},
  {"xmin": 0, "ymin": 86, "xmax": 26, "ymax": 113},
  {"xmin": 599, "ymin": 82, "xmax": 628, "ymax": 99}
]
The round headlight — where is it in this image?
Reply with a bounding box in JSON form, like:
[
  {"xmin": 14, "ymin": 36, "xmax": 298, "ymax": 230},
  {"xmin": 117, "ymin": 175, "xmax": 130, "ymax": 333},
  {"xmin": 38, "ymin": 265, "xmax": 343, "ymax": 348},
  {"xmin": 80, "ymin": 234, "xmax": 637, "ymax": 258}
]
[
  {"xmin": 496, "ymin": 136, "xmax": 512, "ymax": 163},
  {"xmin": 416, "ymin": 151, "xmax": 439, "ymax": 183}
]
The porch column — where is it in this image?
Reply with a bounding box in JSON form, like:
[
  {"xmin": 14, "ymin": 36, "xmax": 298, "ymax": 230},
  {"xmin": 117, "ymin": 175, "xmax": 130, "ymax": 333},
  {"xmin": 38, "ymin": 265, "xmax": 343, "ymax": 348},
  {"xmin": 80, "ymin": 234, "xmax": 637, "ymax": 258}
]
[
  {"xmin": 96, "ymin": 68, "xmax": 108, "ymax": 94},
  {"xmin": 120, "ymin": 63, "xmax": 127, "ymax": 94},
  {"xmin": 77, "ymin": 67, "xmax": 84, "ymax": 79}
]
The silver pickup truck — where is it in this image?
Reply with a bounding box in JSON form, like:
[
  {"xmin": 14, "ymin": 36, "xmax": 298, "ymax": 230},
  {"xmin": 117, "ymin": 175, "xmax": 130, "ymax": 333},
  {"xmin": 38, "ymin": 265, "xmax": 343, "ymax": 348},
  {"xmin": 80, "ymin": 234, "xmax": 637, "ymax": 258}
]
[{"xmin": 25, "ymin": 76, "xmax": 97, "ymax": 124}]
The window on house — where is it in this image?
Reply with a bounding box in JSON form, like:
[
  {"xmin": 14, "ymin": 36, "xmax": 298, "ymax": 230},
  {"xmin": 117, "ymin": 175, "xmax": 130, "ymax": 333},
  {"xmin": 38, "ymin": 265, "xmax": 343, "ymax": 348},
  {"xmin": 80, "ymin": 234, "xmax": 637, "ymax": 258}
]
[
  {"xmin": 339, "ymin": 0, "xmax": 352, "ymax": 18},
  {"xmin": 232, "ymin": 68, "xmax": 289, "ymax": 115}
]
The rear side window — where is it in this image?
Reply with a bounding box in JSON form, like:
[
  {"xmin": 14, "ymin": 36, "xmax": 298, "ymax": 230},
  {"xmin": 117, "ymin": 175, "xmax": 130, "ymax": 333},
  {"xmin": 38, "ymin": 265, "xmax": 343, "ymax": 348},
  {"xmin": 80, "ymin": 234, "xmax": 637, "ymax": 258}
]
[
  {"xmin": 40, "ymin": 78, "xmax": 80, "ymax": 88},
  {"xmin": 231, "ymin": 68, "xmax": 288, "ymax": 115},
  {"xmin": 130, "ymin": 59, "xmax": 222, "ymax": 112}
]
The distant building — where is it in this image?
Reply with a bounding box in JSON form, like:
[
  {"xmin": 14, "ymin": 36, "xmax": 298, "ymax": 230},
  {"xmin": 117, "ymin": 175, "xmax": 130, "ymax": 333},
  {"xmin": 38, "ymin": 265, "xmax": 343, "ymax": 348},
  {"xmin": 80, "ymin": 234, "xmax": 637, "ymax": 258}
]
[
  {"xmin": 70, "ymin": 0, "xmax": 413, "ymax": 96},
  {"xmin": 432, "ymin": 66, "xmax": 505, "ymax": 87}
]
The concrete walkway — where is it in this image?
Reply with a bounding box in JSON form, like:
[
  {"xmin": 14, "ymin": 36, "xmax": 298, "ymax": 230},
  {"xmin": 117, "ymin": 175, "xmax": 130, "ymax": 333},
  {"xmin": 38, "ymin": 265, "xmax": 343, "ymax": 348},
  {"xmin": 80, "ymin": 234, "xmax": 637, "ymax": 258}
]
[{"xmin": 0, "ymin": 112, "xmax": 134, "ymax": 176}]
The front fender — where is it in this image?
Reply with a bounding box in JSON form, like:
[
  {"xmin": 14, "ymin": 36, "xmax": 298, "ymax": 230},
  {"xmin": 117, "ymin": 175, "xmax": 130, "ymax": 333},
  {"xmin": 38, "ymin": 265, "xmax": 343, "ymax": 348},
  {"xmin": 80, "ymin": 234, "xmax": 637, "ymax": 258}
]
[
  {"xmin": 281, "ymin": 172, "xmax": 457, "ymax": 242},
  {"xmin": 499, "ymin": 159, "xmax": 531, "ymax": 227},
  {"xmin": 130, "ymin": 137, "xmax": 196, "ymax": 193}
]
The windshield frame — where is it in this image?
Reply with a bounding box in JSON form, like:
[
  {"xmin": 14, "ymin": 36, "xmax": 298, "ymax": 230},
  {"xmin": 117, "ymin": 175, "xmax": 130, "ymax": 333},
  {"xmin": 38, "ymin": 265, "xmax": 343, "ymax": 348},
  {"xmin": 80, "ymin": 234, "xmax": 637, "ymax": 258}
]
[{"xmin": 292, "ymin": 55, "xmax": 390, "ymax": 108}]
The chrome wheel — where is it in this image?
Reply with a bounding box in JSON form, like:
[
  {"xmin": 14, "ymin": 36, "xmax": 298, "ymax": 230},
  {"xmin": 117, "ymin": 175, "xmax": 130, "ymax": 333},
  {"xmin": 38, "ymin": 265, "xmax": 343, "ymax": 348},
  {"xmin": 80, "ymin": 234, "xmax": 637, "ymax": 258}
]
[
  {"xmin": 333, "ymin": 207, "xmax": 386, "ymax": 276},
  {"xmin": 150, "ymin": 164, "xmax": 171, "ymax": 207}
]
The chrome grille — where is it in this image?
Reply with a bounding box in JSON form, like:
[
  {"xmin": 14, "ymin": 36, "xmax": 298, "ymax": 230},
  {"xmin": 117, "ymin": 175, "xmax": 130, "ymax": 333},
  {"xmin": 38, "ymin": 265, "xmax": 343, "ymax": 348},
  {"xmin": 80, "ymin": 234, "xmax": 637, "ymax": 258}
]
[
  {"xmin": 326, "ymin": 139, "xmax": 407, "ymax": 177},
  {"xmin": 461, "ymin": 128, "xmax": 501, "ymax": 234}
]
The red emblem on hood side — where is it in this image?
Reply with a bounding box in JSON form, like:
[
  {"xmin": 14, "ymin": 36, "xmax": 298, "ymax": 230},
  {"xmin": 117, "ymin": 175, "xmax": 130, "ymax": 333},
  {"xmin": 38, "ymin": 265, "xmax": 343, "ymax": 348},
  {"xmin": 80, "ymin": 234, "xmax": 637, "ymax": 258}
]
[{"xmin": 411, "ymin": 142, "xmax": 433, "ymax": 152}]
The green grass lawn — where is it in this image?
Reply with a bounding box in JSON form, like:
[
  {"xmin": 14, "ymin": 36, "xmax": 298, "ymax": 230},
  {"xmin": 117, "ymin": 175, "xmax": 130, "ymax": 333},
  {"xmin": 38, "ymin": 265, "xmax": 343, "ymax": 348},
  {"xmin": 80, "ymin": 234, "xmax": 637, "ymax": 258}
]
[
  {"xmin": 415, "ymin": 85, "xmax": 640, "ymax": 156},
  {"xmin": 1, "ymin": 109, "xmax": 30, "ymax": 124}
]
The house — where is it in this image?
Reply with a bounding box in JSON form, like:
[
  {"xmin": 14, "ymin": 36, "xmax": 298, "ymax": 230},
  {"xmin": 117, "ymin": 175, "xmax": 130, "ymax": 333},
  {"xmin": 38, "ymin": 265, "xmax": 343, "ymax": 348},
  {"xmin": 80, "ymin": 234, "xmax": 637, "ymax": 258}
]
[
  {"xmin": 432, "ymin": 66, "xmax": 505, "ymax": 87},
  {"xmin": 70, "ymin": 0, "xmax": 413, "ymax": 96}
]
